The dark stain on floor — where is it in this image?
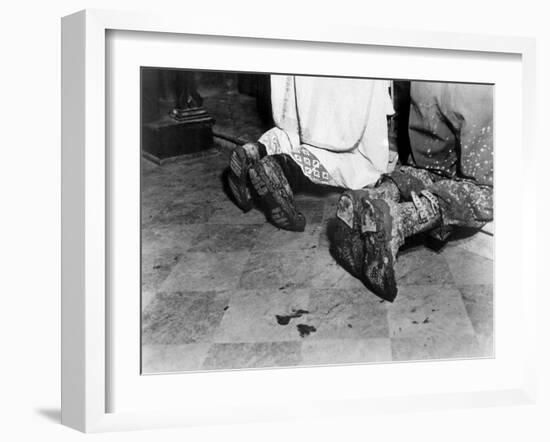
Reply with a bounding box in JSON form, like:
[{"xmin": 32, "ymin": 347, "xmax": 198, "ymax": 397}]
[
  {"xmin": 297, "ymin": 324, "xmax": 317, "ymax": 337},
  {"xmin": 275, "ymin": 309, "xmax": 310, "ymax": 326}
]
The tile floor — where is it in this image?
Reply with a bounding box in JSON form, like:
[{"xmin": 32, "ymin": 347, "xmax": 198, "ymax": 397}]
[{"xmin": 141, "ymin": 148, "xmax": 494, "ymax": 374}]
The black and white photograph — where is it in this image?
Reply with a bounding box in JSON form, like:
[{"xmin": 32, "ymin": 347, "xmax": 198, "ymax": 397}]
[{"xmin": 140, "ymin": 69, "xmax": 494, "ymax": 373}]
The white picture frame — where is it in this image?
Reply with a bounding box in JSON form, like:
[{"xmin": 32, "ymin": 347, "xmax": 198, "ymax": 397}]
[{"xmin": 61, "ymin": 9, "xmax": 537, "ymax": 433}]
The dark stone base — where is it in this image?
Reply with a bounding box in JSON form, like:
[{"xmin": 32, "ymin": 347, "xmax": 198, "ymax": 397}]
[{"xmin": 142, "ymin": 114, "xmax": 214, "ymax": 162}]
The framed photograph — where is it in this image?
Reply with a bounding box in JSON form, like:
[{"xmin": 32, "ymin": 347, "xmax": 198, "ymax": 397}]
[{"xmin": 61, "ymin": 9, "xmax": 537, "ymax": 433}]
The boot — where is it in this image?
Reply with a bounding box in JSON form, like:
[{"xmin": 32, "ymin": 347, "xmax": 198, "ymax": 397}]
[
  {"xmin": 360, "ymin": 190, "xmax": 441, "ymax": 301},
  {"xmin": 249, "ymin": 156, "xmax": 306, "ymax": 232},
  {"xmin": 227, "ymin": 142, "xmax": 267, "ymax": 212},
  {"xmin": 329, "ymin": 219, "xmax": 365, "ymax": 278},
  {"xmin": 331, "ymin": 180, "xmax": 400, "ymax": 278}
]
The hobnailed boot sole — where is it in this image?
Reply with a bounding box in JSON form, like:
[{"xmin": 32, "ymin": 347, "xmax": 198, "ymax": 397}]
[
  {"xmin": 249, "ymin": 157, "xmax": 306, "ymax": 232},
  {"xmin": 227, "ymin": 146, "xmax": 254, "ymax": 212}
]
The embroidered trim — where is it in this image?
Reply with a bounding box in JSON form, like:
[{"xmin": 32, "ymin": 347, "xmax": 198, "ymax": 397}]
[
  {"xmin": 411, "ymin": 191, "xmax": 430, "ymax": 223},
  {"xmin": 420, "ymin": 190, "xmax": 440, "ymax": 216},
  {"xmin": 291, "ymin": 146, "xmax": 337, "ymax": 186}
]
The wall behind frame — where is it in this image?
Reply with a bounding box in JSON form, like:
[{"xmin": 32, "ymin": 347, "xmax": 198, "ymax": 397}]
[{"xmin": 0, "ymin": 1, "xmax": 548, "ymax": 441}]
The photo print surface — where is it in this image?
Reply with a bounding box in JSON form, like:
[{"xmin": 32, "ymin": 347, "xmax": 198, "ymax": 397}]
[{"xmin": 140, "ymin": 69, "xmax": 494, "ymax": 374}]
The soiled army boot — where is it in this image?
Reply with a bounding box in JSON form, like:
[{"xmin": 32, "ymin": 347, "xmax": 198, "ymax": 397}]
[
  {"xmin": 360, "ymin": 191, "xmax": 441, "ymax": 301},
  {"xmin": 249, "ymin": 156, "xmax": 306, "ymax": 232},
  {"xmin": 227, "ymin": 142, "xmax": 267, "ymax": 212},
  {"xmin": 331, "ymin": 180, "xmax": 400, "ymax": 279}
]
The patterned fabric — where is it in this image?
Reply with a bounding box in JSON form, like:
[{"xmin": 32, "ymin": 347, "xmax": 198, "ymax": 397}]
[
  {"xmin": 398, "ymin": 198, "xmax": 441, "ymax": 239},
  {"xmin": 419, "ymin": 190, "xmax": 440, "ymax": 216},
  {"xmin": 290, "ymin": 146, "xmax": 335, "ymax": 186},
  {"xmin": 384, "ymin": 165, "xmax": 493, "ymax": 241},
  {"xmin": 386, "ymin": 79, "xmax": 494, "ymax": 240},
  {"xmin": 259, "ymin": 127, "xmax": 341, "ymax": 187},
  {"xmin": 411, "ymin": 191, "xmax": 430, "ymax": 223},
  {"xmin": 407, "ymin": 82, "xmax": 493, "ymax": 187},
  {"xmin": 382, "ymin": 166, "xmax": 434, "ymax": 200}
]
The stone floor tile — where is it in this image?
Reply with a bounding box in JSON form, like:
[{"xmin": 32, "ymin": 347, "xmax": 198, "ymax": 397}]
[
  {"xmin": 142, "ymin": 291, "xmax": 230, "ymax": 345},
  {"xmin": 238, "ymin": 250, "xmax": 315, "ymax": 290},
  {"xmin": 150, "ymin": 199, "xmax": 218, "ymax": 226},
  {"xmin": 141, "ymin": 224, "xmax": 204, "ymax": 255},
  {"xmin": 457, "ymin": 284, "xmax": 494, "ymax": 337},
  {"xmin": 446, "ymin": 231, "xmax": 494, "ymax": 261},
  {"xmin": 301, "ymin": 338, "xmax": 392, "ymax": 366},
  {"xmin": 305, "ymin": 288, "xmax": 389, "ymax": 340},
  {"xmin": 387, "ymin": 284, "xmax": 476, "ymax": 340},
  {"xmin": 160, "ymin": 251, "xmax": 251, "ymax": 292},
  {"xmin": 396, "ymin": 246, "xmax": 455, "ymax": 286},
  {"xmin": 391, "ymin": 333, "xmax": 484, "ymax": 361},
  {"xmin": 141, "ymin": 343, "xmax": 211, "ymax": 373},
  {"xmin": 308, "ymin": 248, "xmax": 368, "ymax": 290},
  {"xmin": 201, "ymin": 342, "xmax": 302, "ymax": 370},
  {"xmin": 141, "ymin": 249, "xmax": 184, "ymax": 309},
  {"xmin": 213, "ymin": 289, "xmax": 310, "ymax": 343},
  {"xmin": 188, "ymin": 223, "xmax": 263, "ymax": 253},
  {"xmin": 442, "ymin": 246, "xmax": 494, "ymax": 285},
  {"xmin": 251, "ymin": 222, "xmax": 324, "ymax": 252},
  {"xmin": 206, "ymin": 201, "xmax": 268, "ymax": 225}
]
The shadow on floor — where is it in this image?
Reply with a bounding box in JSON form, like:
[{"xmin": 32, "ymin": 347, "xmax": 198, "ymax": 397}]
[{"xmin": 34, "ymin": 407, "xmax": 61, "ymax": 423}]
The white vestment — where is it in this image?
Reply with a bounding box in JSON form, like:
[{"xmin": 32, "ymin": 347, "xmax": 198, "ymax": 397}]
[{"xmin": 259, "ymin": 75, "xmax": 395, "ymax": 189}]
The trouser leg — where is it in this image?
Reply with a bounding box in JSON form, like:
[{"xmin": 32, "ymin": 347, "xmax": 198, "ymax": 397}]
[
  {"xmin": 382, "ymin": 165, "xmax": 493, "ymax": 240},
  {"xmin": 427, "ymin": 179, "xmax": 493, "ymax": 230}
]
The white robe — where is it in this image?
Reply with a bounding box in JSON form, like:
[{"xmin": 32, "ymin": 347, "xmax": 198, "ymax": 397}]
[{"xmin": 259, "ymin": 75, "xmax": 395, "ymax": 189}]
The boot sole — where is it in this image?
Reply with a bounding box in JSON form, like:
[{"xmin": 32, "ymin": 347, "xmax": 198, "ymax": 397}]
[
  {"xmin": 227, "ymin": 146, "xmax": 253, "ymax": 212},
  {"xmin": 250, "ymin": 159, "xmax": 306, "ymax": 232}
]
